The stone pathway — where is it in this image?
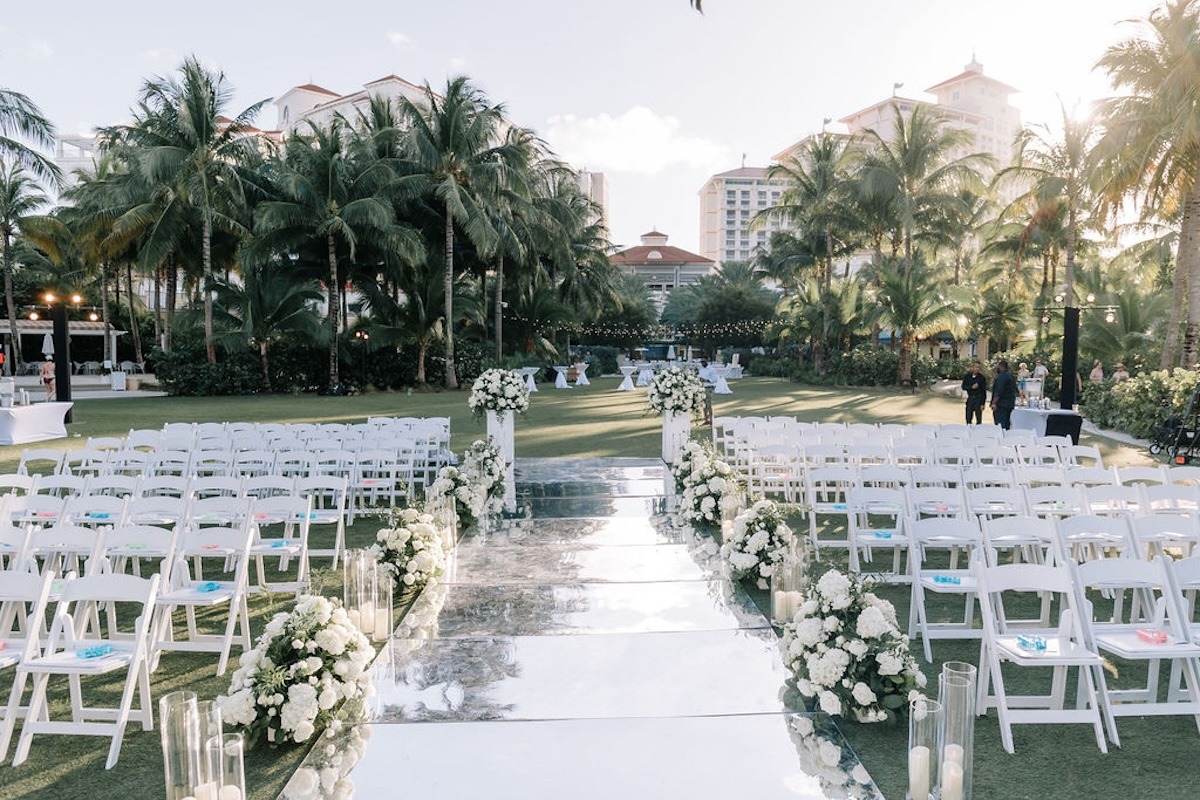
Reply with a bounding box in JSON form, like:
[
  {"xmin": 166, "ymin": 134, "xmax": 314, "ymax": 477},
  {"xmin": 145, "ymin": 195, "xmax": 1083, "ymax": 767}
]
[{"xmin": 283, "ymin": 458, "xmax": 881, "ymax": 799}]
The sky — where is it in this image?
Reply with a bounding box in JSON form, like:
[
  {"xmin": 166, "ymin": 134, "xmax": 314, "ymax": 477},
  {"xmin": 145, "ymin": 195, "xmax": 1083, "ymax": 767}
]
[{"xmin": 1, "ymin": 0, "xmax": 1163, "ymax": 253}]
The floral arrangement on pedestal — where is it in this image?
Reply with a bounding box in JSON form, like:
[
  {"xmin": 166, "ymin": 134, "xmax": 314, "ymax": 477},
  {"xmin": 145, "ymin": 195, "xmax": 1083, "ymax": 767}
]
[
  {"xmin": 720, "ymin": 499, "xmax": 795, "ymax": 589},
  {"xmin": 647, "ymin": 365, "xmax": 707, "ymax": 416},
  {"xmin": 467, "ymin": 368, "xmax": 530, "ymax": 417},
  {"xmin": 369, "ymin": 507, "xmax": 447, "ymax": 592},
  {"xmin": 426, "ymin": 440, "xmax": 505, "ymax": 529},
  {"xmin": 780, "ymin": 568, "xmax": 926, "ymax": 723},
  {"xmin": 672, "ymin": 441, "xmax": 743, "ymax": 525},
  {"xmin": 789, "ymin": 715, "xmax": 878, "ymax": 799},
  {"xmin": 218, "ymin": 595, "xmax": 375, "ymax": 747}
]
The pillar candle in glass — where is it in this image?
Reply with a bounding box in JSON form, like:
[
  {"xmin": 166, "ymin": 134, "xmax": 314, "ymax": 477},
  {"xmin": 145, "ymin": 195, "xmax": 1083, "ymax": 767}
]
[
  {"xmin": 205, "ymin": 732, "xmax": 246, "ymax": 800},
  {"xmin": 906, "ymin": 695, "xmax": 941, "ymax": 800},
  {"xmin": 160, "ymin": 690, "xmax": 201, "ymax": 800},
  {"xmin": 194, "ymin": 700, "xmax": 224, "ymax": 784},
  {"xmin": 938, "ymin": 662, "xmax": 977, "ymax": 800},
  {"xmin": 373, "ymin": 566, "xmax": 393, "ymax": 643}
]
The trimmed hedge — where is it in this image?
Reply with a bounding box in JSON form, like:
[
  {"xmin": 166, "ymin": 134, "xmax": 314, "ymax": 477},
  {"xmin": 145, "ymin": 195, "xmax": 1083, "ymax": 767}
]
[{"xmin": 1079, "ymin": 368, "xmax": 1200, "ymax": 441}]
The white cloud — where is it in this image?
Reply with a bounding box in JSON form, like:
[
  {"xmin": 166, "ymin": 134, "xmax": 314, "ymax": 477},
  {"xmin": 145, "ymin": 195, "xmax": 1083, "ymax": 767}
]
[
  {"xmin": 449, "ymin": 56, "xmax": 467, "ymax": 70},
  {"xmin": 387, "ymin": 31, "xmax": 412, "ymax": 47},
  {"xmin": 26, "ymin": 38, "xmax": 52, "ymax": 59},
  {"xmin": 545, "ymin": 106, "xmax": 729, "ymax": 176}
]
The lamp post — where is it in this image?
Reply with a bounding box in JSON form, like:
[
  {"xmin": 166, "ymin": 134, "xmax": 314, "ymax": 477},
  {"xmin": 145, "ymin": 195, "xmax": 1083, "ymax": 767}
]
[
  {"xmin": 354, "ymin": 330, "xmax": 369, "ymax": 392},
  {"xmin": 42, "ymin": 292, "xmax": 82, "ymax": 423}
]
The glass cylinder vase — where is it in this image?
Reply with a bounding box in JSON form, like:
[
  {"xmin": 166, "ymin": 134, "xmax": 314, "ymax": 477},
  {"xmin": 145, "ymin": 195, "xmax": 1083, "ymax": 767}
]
[
  {"xmin": 770, "ymin": 539, "xmax": 808, "ymax": 625},
  {"xmin": 160, "ymin": 690, "xmax": 201, "ymax": 800},
  {"xmin": 373, "ymin": 566, "xmax": 394, "ymax": 643},
  {"xmin": 907, "ymin": 696, "xmax": 942, "ymax": 800},
  {"xmin": 938, "ymin": 662, "xmax": 977, "ymax": 800},
  {"xmin": 344, "ymin": 549, "xmax": 376, "ymax": 636},
  {"xmin": 204, "ymin": 732, "xmax": 246, "ymax": 800}
]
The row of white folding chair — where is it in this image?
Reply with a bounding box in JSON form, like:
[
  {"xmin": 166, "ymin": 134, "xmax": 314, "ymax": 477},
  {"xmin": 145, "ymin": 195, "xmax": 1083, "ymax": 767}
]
[{"xmin": 975, "ymin": 554, "xmax": 1200, "ymax": 754}]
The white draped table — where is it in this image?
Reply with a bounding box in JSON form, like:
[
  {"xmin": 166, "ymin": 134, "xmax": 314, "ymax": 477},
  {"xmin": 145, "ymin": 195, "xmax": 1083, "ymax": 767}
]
[
  {"xmin": 635, "ymin": 362, "xmax": 655, "ymax": 387},
  {"xmin": 712, "ymin": 366, "xmax": 732, "ymax": 395},
  {"xmin": 617, "ymin": 366, "xmax": 637, "ymax": 392},
  {"xmin": 574, "ymin": 363, "xmax": 590, "ymax": 387},
  {"xmin": 0, "ymin": 402, "xmax": 72, "ymax": 445},
  {"xmin": 518, "ymin": 367, "xmax": 540, "ymax": 393},
  {"xmin": 553, "ymin": 366, "xmax": 571, "ymax": 389}
]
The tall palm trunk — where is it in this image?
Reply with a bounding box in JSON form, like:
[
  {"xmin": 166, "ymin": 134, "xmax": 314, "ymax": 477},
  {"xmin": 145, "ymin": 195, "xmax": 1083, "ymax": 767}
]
[
  {"xmin": 2, "ymin": 233, "xmax": 21, "ymax": 374},
  {"xmin": 443, "ymin": 207, "xmax": 458, "ymax": 390},
  {"xmin": 152, "ymin": 261, "xmax": 162, "ymax": 349},
  {"xmin": 164, "ymin": 257, "xmax": 177, "ymax": 352},
  {"xmin": 202, "ymin": 213, "xmax": 216, "ymax": 364},
  {"xmin": 125, "ymin": 261, "xmax": 143, "ymax": 366},
  {"xmin": 100, "ymin": 265, "xmax": 111, "ymax": 363},
  {"xmin": 417, "ymin": 337, "xmax": 427, "ymax": 384},
  {"xmin": 898, "ymin": 335, "xmax": 914, "ymax": 386},
  {"xmin": 495, "ymin": 255, "xmax": 504, "ymax": 362},
  {"xmin": 1167, "ymin": 183, "xmax": 1200, "ymax": 368},
  {"xmin": 259, "ymin": 340, "xmax": 272, "ymax": 393},
  {"xmin": 326, "ymin": 234, "xmax": 340, "ymax": 388}
]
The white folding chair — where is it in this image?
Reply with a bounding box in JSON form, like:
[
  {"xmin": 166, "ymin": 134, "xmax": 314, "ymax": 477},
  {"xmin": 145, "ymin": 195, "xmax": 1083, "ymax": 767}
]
[
  {"xmin": 909, "ymin": 464, "xmax": 963, "ymax": 488},
  {"xmin": 1011, "ymin": 465, "xmax": 1066, "ymax": 488},
  {"xmin": 5, "ymin": 572, "xmax": 160, "ymax": 768},
  {"xmin": 126, "ymin": 496, "xmax": 190, "ymax": 529},
  {"xmin": 8, "ymin": 495, "xmax": 65, "ymax": 530},
  {"xmin": 1023, "ymin": 485, "xmax": 1085, "ymax": 520},
  {"xmin": 804, "ymin": 466, "xmax": 857, "ymax": 559},
  {"xmin": 1142, "ymin": 483, "xmax": 1200, "ymax": 516},
  {"xmin": 83, "ymin": 475, "xmax": 140, "ymax": 499},
  {"xmin": 30, "ymin": 474, "xmax": 86, "ymax": 499},
  {"xmin": 1129, "ymin": 514, "xmax": 1200, "ymax": 559},
  {"xmin": 148, "ymin": 451, "xmax": 190, "ymax": 478},
  {"xmin": 905, "ymin": 485, "xmax": 967, "ymax": 521},
  {"xmin": 1055, "ymin": 515, "xmax": 1136, "ymax": 565},
  {"xmin": 962, "ymin": 466, "xmax": 1015, "ymax": 489},
  {"xmin": 233, "ymin": 450, "xmax": 276, "ymax": 479},
  {"xmin": 907, "ymin": 516, "xmax": 984, "ymax": 662},
  {"xmin": 61, "ymin": 495, "xmax": 129, "ymax": 528},
  {"xmin": 1062, "ymin": 443, "xmax": 1104, "ymax": 468},
  {"xmin": 1072, "ymin": 556, "xmax": 1200, "ymax": 743},
  {"xmin": 966, "ymin": 486, "xmax": 1027, "ymax": 521},
  {"xmin": 0, "ymin": 474, "xmax": 36, "ymax": 497},
  {"xmin": 250, "ymin": 495, "xmax": 313, "ymax": 596},
  {"xmin": 974, "ymin": 561, "xmax": 1112, "ymax": 754},
  {"xmin": 136, "ymin": 475, "xmax": 190, "ymax": 500},
  {"xmin": 1115, "ymin": 465, "xmax": 1168, "ymax": 486},
  {"xmin": 1165, "ymin": 465, "xmax": 1200, "ymax": 486},
  {"xmin": 857, "ymin": 464, "xmax": 909, "ymax": 489},
  {"xmin": 243, "ymin": 475, "xmax": 296, "ymax": 500},
  {"xmin": 188, "ymin": 476, "xmax": 245, "ymax": 500},
  {"xmin": 60, "ymin": 449, "xmax": 110, "ymax": 478},
  {"xmin": 845, "ymin": 486, "xmax": 907, "ymax": 580},
  {"xmin": 1084, "ymin": 484, "xmax": 1143, "ymax": 517},
  {"xmin": 1064, "ymin": 466, "xmax": 1117, "ymax": 487},
  {"xmin": 296, "ymin": 475, "xmax": 348, "ymax": 566},
  {"xmin": 107, "ymin": 450, "xmax": 153, "ymax": 478},
  {"xmin": 25, "ymin": 524, "xmax": 104, "ymax": 578},
  {"xmin": 750, "ymin": 444, "xmax": 803, "ymax": 502},
  {"xmin": 153, "ymin": 523, "xmax": 253, "ymax": 676},
  {"xmin": 16, "ymin": 449, "xmax": 64, "ymax": 477}
]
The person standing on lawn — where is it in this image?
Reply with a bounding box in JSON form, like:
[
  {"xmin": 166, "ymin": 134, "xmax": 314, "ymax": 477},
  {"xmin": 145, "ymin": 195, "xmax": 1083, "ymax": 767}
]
[
  {"xmin": 990, "ymin": 359, "xmax": 1017, "ymax": 430},
  {"xmin": 961, "ymin": 361, "xmax": 988, "ymax": 424}
]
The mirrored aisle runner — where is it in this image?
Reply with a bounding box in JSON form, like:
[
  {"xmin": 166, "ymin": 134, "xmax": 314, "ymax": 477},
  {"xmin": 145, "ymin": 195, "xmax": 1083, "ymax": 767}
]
[{"xmin": 284, "ymin": 458, "xmax": 883, "ymax": 799}]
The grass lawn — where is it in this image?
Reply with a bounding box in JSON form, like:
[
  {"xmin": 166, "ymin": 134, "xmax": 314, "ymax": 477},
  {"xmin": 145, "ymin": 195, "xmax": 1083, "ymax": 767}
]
[{"xmin": 0, "ymin": 378, "xmax": 1164, "ymax": 799}]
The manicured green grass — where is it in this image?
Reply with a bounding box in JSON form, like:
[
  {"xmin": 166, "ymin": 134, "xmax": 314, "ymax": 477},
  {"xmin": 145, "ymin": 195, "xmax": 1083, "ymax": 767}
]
[{"xmin": 0, "ymin": 378, "xmax": 1162, "ymax": 799}]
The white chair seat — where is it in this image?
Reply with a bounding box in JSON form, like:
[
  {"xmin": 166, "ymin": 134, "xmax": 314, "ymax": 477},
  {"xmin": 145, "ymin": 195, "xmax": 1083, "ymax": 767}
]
[
  {"xmin": 22, "ymin": 641, "xmax": 135, "ymax": 675},
  {"xmin": 919, "ymin": 571, "xmax": 977, "ymax": 592},
  {"xmin": 994, "ymin": 634, "xmax": 1104, "ymax": 666},
  {"xmin": 157, "ymin": 581, "xmax": 238, "ymax": 605}
]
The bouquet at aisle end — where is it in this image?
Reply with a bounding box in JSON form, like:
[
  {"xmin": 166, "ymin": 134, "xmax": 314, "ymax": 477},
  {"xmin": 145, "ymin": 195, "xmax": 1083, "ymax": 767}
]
[
  {"xmin": 217, "ymin": 595, "xmax": 375, "ymax": 747},
  {"xmin": 468, "ymin": 368, "xmax": 531, "ymax": 418},
  {"xmin": 721, "ymin": 498, "xmax": 795, "ymax": 589},
  {"xmin": 647, "ymin": 366, "xmax": 707, "ymax": 416},
  {"xmin": 780, "ymin": 568, "xmax": 926, "ymax": 723},
  {"xmin": 369, "ymin": 506, "xmax": 447, "ymax": 591}
]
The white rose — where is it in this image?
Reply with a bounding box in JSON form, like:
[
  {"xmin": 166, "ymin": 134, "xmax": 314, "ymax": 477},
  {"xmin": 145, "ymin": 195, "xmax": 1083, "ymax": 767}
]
[
  {"xmin": 851, "ymin": 682, "xmax": 877, "ymax": 706},
  {"xmin": 819, "ymin": 690, "xmax": 842, "ymax": 716}
]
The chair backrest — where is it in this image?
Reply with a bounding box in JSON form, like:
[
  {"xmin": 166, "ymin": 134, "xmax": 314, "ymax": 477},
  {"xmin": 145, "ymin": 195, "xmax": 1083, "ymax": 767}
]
[
  {"xmin": 962, "ymin": 466, "xmax": 1015, "ymax": 489},
  {"xmin": 1128, "ymin": 514, "xmax": 1200, "ymax": 553},
  {"xmin": 0, "ymin": 473, "xmax": 36, "ymax": 496},
  {"xmin": 858, "ymin": 464, "xmax": 909, "ymax": 489},
  {"xmin": 905, "ymin": 485, "xmax": 967, "ymax": 519},
  {"xmin": 1142, "ymin": 483, "xmax": 1200, "ymax": 514},
  {"xmin": 50, "ymin": 572, "xmax": 159, "ymax": 645},
  {"xmin": 62, "ymin": 449, "xmax": 110, "ymax": 476},
  {"xmin": 908, "ymin": 515, "xmax": 982, "ymax": 548},
  {"xmin": 966, "ymin": 486, "xmax": 1027, "ymax": 518},
  {"xmin": 1055, "ymin": 514, "xmax": 1135, "ymax": 562},
  {"xmin": 975, "ymin": 561, "xmax": 1083, "ymax": 639},
  {"xmin": 32, "ymin": 474, "xmax": 87, "ymax": 498},
  {"xmin": 1115, "ymin": 466, "xmax": 1167, "ymax": 486},
  {"xmin": 189, "ymin": 476, "xmax": 245, "ymax": 500},
  {"xmin": 124, "ymin": 429, "xmax": 162, "ymax": 451},
  {"xmin": 136, "ymin": 475, "xmax": 190, "ymax": 499},
  {"xmin": 1070, "ymin": 556, "xmax": 1180, "ymax": 633},
  {"xmin": 910, "ymin": 465, "xmax": 962, "ymax": 488},
  {"xmin": 17, "ymin": 449, "xmax": 64, "ymax": 477},
  {"xmin": 27, "ymin": 524, "xmax": 104, "ymax": 575},
  {"xmin": 1018, "ymin": 443, "xmax": 1062, "ymax": 467},
  {"xmin": 61, "ymin": 495, "xmax": 129, "ymax": 527},
  {"xmin": 189, "ymin": 496, "xmax": 254, "ymax": 527},
  {"xmin": 84, "ymin": 474, "xmax": 140, "ymax": 499},
  {"xmin": 295, "ymin": 475, "xmax": 348, "ymax": 510},
  {"xmin": 85, "ymin": 437, "xmax": 124, "ymax": 452},
  {"xmin": 1023, "ymin": 485, "xmax": 1085, "ymax": 518},
  {"xmin": 98, "ymin": 524, "xmax": 180, "ymax": 578},
  {"xmin": 1064, "ymin": 466, "xmax": 1117, "ymax": 487},
  {"xmin": 1062, "ymin": 444, "xmax": 1104, "ymax": 468},
  {"xmin": 243, "ymin": 475, "xmax": 296, "ymax": 500},
  {"xmin": 1164, "ymin": 465, "xmax": 1200, "ymax": 486},
  {"xmin": 1011, "ymin": 465, "xmax": 1066, "ymax": 488},
  {"xmin": 1084, "ymin": 484, "xmax": 1143, "ymax": 516},
  {"xmin": 981, "ymin": 515, "xmax": 1058, "ymax": 565}
]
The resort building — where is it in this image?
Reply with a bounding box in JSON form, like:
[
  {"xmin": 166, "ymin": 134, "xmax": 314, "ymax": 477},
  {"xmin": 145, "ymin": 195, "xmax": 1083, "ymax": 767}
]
[
  {"xmin": 274, "ymin": 76, "xmax": 428, "ymax": 135},
  {"xmin": 773, "ymin": 56, "xmax": 1021, "ymax": 170},
  {"xmin": 697, "ymin": 167, "xmax": 788, "ymax": 265},
  {"xmin": 610, "ymin": 231, "xmax": 714, "ymax": 314}
]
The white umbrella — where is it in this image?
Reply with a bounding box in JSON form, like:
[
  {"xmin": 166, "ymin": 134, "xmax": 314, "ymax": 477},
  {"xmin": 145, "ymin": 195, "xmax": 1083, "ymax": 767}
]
[{"xmin": 41, "ymin": 333, "xmax": 54, "ymax": 357}]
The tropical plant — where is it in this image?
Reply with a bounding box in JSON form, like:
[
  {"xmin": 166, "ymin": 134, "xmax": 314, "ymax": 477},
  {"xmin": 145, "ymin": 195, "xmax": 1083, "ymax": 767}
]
[
  {"xmin": 871, "ymin": 258, "xmax": 964, "ymax": 385},
  {"xmin": 1095, "ymin": 0, "xmax": 1200, "ymax": 366},
  {"xmin": 0, "ymin": 88, "xmax": 60, "ymax": 187},
  {"xmin": 0, "ymin": 161, "xmax": 49, "ymax": 372},
  {"xmin": 103, "ymin": 55, "xmax": 269, "ymax": 365}
]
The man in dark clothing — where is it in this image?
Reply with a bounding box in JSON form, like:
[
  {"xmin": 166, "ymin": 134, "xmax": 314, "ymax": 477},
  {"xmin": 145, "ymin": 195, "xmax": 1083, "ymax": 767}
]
[
  {"xmin": 990, "ymin": 359, "xmax": 1018, "ymax": 430},
  {"xmin": 961, "ymin": 361, "xmax": 988, "ymax": 424}
]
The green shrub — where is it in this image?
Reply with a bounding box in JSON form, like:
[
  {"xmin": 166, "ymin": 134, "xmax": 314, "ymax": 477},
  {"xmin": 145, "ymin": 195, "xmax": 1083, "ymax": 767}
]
[
  {"xmin": 823, "ymin": 345, "xmax": 939, "ymax": 388},
  {"xmin": 1079, "ymin": 368, "xmax": 1200, "ymax": 440},
  {"xmin": 152, "ymin": 341, "xmax": 262, "ymax": 396},
  {"xmin": 582, "ymin": 346, "xmax": 619, "ymax": 377},
  {"xmin": 746, "ymin": 353, "xmax": 795, "ymax": 378}
]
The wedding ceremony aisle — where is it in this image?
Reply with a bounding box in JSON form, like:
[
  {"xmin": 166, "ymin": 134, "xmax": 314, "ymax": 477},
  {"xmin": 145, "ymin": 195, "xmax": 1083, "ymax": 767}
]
[{"xmin": 287, "ymin": 457, "xmax": 880, "ymax": 798}]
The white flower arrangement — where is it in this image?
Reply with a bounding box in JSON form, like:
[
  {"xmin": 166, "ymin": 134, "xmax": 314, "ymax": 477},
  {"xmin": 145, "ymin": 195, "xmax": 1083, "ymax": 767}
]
[
  {"xmin": 672, "ymin": 441, "xmax": 743, "ymax": 525},
  {"xmin": 279, "ymin": 697, "xmax": 372, "ymax": 800},
  {"xmin": 218, "ymin": 595, "xmax": 375, "ymax": 747},
  {"xmin": 720, "ymin": 499, "xmax": 795, "ymax": 589},
  {"xmin": 369, "ymin": 507, "xmax": 447, "ymax": 591},
  {"xmin": 647, "ymin": 365, "xmax": 707, "ymax": 416},
  {"xmin": 781, "ymin": 568, "xmax": 926, "ymax": 723},
  {"xmin": 425, "ymin": 440, "xmax": 506, "ymax": 528},
  {"xmin": 468, "ymin": 368, "xmax": 530, "ymax": 417},
  {"xmin": 789, "ymin": 715, "xmax": 879, "ymax": 799}
]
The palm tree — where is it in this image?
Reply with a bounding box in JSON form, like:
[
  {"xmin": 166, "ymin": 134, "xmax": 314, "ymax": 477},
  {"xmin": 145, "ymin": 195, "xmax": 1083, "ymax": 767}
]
[
  {"xmin": 395, "ymin": 77, "xmax": 517, "ymax": 389},
  {"xmin": 872, "ymin": 257, "xmax": 963, "ymax": 385},
  {"xmin": 0, "ymin": 161, "xmax": 49, "ymax": 373},
  {"xmin": 211, "ymin": 258, "xmax": 325, "ymax": 391},
  {"xmin": 1095, "ymin": 0, "xmax": 1200, "ymax": 366},
  {"xmin": 103, "ymin": 56, "xmax": 268, "ymax": 365},
  {"xmin": 0, "ymin": 88, "xmax": 60, "ymax": 187},
  {"xmin": 856, "ymin": 102, "xmax": 994, "ymax": 272},
  {"xmin": 252, "ymin": 118, "xmax": 421, "ymax": 389}
]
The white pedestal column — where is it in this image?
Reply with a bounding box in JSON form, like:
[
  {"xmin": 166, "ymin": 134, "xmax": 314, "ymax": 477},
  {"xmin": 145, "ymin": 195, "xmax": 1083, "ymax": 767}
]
[
  {"xmin": 486, "ymin": 409, "xmax": 517, "ymax": 512},
  {"xmin": 661, "ymin": 410, "xmax": 691, "ymax": 465}
]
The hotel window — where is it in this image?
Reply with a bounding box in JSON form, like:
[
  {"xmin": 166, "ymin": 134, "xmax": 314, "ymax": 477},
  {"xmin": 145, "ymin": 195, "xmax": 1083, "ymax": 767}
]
[{"xmin": 725, "ymin": 250, "xmax": 736, "ymax": 260}]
